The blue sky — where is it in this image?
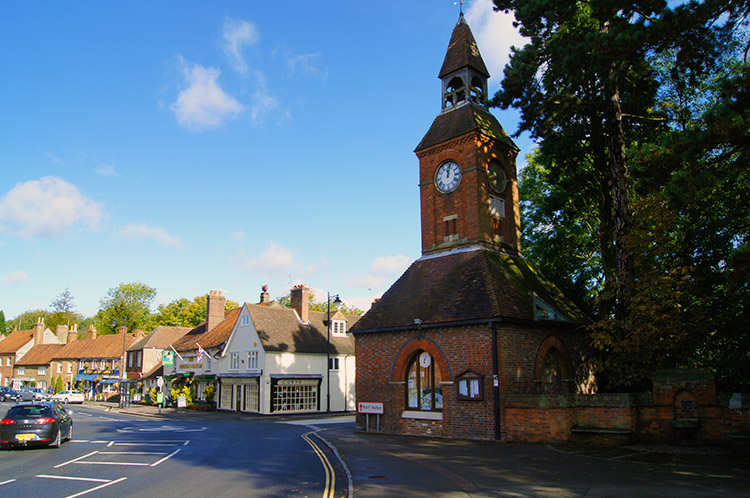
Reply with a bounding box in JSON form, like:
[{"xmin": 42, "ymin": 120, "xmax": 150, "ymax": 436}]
[{"xmin": 0, "ymin": 0, "xmax": 530, "ymax": 320}]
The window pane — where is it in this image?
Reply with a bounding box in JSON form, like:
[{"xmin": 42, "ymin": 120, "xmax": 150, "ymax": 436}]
[
  {"xmin": 433, "ymin": 360, "xmax": 443, "ymax": 409},
  {"xmin": 407, "ymin": 360, "xmax": 419, "ymax": 409},
  {"xmin": 419, "ymin": 362, "xmax": 431, "ymax": 410}
]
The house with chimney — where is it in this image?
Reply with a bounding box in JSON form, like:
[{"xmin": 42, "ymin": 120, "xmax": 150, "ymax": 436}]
[
  {"xmin": 215, "ymin": 285, "xmax": 358, "ymax": 415},
  {"xmin": 51, "ymin": 325, "xmax": 139, "ymax": 399},
  {"xmin": 0, "ymin": 319, "xmax": 62, "ymax": 389},
  {"xmin": 126, "ymin": 325, "xmax": 191, "ymax": 399}
]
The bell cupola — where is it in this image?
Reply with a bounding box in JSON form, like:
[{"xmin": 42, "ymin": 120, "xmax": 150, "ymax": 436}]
[{"xmin": 439, "ymin": 13, "xmax": 490, "ymax": 110}]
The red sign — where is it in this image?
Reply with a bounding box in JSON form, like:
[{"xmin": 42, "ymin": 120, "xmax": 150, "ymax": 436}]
[{"xmin": 357, "ymin": 402, "xmax": 384, "ymax": 414}]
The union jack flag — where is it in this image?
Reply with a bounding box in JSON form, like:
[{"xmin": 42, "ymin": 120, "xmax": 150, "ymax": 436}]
[{"xmin": 196, "ymin": 343, "xmax": 207, "ymax": 362}]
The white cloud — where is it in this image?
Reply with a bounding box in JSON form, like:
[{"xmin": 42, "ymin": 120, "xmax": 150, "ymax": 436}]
[
  {"xmin": 0, "ymin": 176, "xmax": 105, "ymax": 238},
  {"xmin": 116, "ymin": 222, "xmax": 184, "ymax": 250},
  {"xmin": 94, "ymin": 161, "xmax": 118, "ymax": 176},
  {"xmin": 222, "ymin": 18, "xmax": 259, "ymax": 74},
  {"xmin": 231, "ymin": 230, "xmax": 245, "ymax": 241},
  {"xmin": 465, "ymin": 0, "xmax": 526, "ymax": 83},
  {"xmin": 171, "ymin": 58, "xmax": 245, "ymax": 131},
  {"xmin": 242, "ymin": 241, "xmax": 295, "ymax": 272},
  {"xmin": 0, "ymin": 270, "xmax": 29, "ymax": 287},
  {"xmin": 347, "ymin": 254, "xmax": 411, "ymax": 289},
  {"xmin": 285, "ymin": 52, "xmax": 328, "ymax": 80}
]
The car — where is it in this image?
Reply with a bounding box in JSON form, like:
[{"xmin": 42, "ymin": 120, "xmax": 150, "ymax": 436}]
[
  {"xmin": 19, "ymin": 387, "xmax": 48, "ymax": 402},
  {"xmin": 50, "ymin": 390, "xmax": 84, "ymax": 404},
  {"xmin": 0, "ymin": 401, "xmax": 73, "ymax": 449},
  {"xmin": 0, "ymin": 387, "xmax": 21, "ymax": 402}
]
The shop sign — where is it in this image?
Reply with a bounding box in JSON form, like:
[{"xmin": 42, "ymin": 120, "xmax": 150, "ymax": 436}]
[
  {"xmin": 178, "ymin": 363, "xmax": 202, "ymax": 370},
  {"xmin": 161, "ymin": 350, "xmax": 174, "ymax": 366},
  {"xmin": 83, "ymin": 369, "xmax": 119, "ymax": 375}
]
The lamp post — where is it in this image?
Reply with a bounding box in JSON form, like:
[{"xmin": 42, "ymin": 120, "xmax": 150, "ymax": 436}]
[
  {"xmin": 326, "ymin": 292, "xmax": 341, "ymax": 413},
  {"xmin": 111, "ymin": 317, "xmax": 128, "ymax": 408}
]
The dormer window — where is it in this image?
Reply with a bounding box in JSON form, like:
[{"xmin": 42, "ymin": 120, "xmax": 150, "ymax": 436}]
[
  {"xmin": 332, "ymin": 320, "xmax": 346, "ymax": 337},
  {"xmin": 533, "ymin": 295, "xmax": 571, "ymax": 322},
  {"xmin": 444, "ymin": 76, "xmax": 465, "ymax": 107}
]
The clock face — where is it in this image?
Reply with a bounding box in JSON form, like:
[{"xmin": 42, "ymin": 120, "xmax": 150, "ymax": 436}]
[
  {"xmin": 488, "ymin": 160, "xmax": 507, "ymax": 194},
  {"xmin": 435, "ymin": 161, "xmax": 462, "ymax": 193},
  {"xmin": 419, "ymin": 352, "xmax": 432, "ymax": 368}
]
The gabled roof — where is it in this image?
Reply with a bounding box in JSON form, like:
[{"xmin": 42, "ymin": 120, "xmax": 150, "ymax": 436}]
[
  {"xmin": 245, "ymin": 303, "xmax": 358, "ymax": 355},
  {"xmin": 127, "ymin": 326, "xmax": 191, "ymax": 352},
  {"xmin": 415, "ymin": 102, "xmax": 518, "ymax": 153},
  {"xmin": 0, "ymin": 329, "xmax": 34, "ymax": 354},
  {"xmin": 351, "ymin": 246, "xmax": 583, "ymax": 333},
  {"xmin": 171, "ymin": 307, "xmax": 242, "ymax": 352},
  {"xmin": 15, "ymin": 344, "xmax": 64, "ymax": 366},
  {"xmin": 52, "ymin": 333, "xmax": 137, "ymax": 360},
  {"xmin": 439, "ymin": 14, "xmax": 489, "ymax": 79}
]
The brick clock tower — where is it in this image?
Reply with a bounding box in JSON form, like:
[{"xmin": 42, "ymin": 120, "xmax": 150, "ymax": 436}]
[
  {"xmin": 352, "ymin": 14, "xmax": 583, "ymax": 443},
  {"xmin": 415, "ymin": 13, "xmax": 521, "ymax": 256}
]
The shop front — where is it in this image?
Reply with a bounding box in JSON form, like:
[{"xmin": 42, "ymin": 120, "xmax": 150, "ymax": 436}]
[{"xmin": 218, "ymin": 373, "xmax": 260, "ymax": 412}]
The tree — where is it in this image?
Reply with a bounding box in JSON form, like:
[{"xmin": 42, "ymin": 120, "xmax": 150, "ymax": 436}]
[
  {"xmin": 0, "ymin": 310, "xmax": 6, "ymax": 336},
  {"xmin": 153, "ymin": 295, "xmax": 240, "ymax": 328},
  {"xmin": 277, "ymin": 291, "xmax": 364, "ymax": 316},
  {"xmin": 7, "ymin": 310, "xmax": 52, "ymax": 332},
  {"xmin": 95, "ymin": 282, "xmax": 157, "ymax": 334},
  {"xmin": 51, "ymin": 288, "xmax": 75, "ymax": 313}
]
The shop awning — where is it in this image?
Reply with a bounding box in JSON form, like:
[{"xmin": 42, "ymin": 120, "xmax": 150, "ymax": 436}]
[
  {"xmin": 75, "ymin": 373, "xmax": 98, "ymax": 381},
  {"xmin": 99, "ymin": 378, "xmax": 119, "ymax": 384}
]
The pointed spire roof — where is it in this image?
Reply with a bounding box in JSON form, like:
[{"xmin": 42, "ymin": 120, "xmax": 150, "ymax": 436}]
[{"xmin": 439, "ymin": 13, "xmax": 489, "ymax": 79}]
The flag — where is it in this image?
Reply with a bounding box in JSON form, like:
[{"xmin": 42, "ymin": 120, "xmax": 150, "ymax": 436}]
[{"xmin": 196, "ymin": 343, "xmax": 206, "ymax": 362}]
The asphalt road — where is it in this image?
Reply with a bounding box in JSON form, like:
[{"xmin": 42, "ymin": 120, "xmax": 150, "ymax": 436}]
[{"xmin": 0, "ymin": 400, "xmax": 349, "ymax": 498}]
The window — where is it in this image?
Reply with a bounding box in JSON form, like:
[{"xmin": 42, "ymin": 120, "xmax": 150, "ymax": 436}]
[
  {"xmin": 18, "ymin": 367, "xmax": 25, "ymax": 375},
  {"xmin": 328, "ymin": 357, "xmax": 340, "ymax": 371},
  {"xmin": 206, "ymin": 356, "xmax": 212, "ymax": 372},
  {"xmin": 241, "ymin": 315, "xmax": 250, "ymax": 326},
  {"xmin": 271, "ymin": 379, "xmax": 319, "ymax": 412},
  {"xmin": 67, "ymin": 362, "xmax": 72, "ymax": 373},
  {"xmin": 128, "ymin": 352, "xmax": 133, "ymax": 368},
  {"xmin": 247, "ymin": 350, "xmax": 258, "ymax": 370},
  {"xmin": 136, "ymin": 351, "xmax": 142, "ymax": 368},
  {"xmin": 331, "ymin": 320, "xmax": 346, "ymax": 336},
  {"xmin": 5, "ymin": 357, "xmax": 10, "ymax": 366},
  {"xmin": 444, "ymin": 76, "xmax": 465, "ymax": 107},
  {"xmin": 38, "ymin": 366, "xmax": 46, "ymax": 375},
  {"xmin": 443, "ymin": 214, "xmax": 458, "ymax": 242},
  {"xmin": 456, "ymin": 371, "xmax": 483, "ymax": 401},
  {"xmin": 489, "ymin": 195, "xmax": 505, "ymax": 219},
  {"xmin": 406, "ymin": 351, "xmax": 442, "ymax": 411},
  {"xmin": 230, "ymin": 352, "xmax": 240, "ymax": 370},
  {"xmin": 57, "ymin": 362, "xmax": 62, "ymax": 373}
]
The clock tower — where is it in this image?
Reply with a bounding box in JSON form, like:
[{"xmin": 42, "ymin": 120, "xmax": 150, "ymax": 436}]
[{"xmin": 415, "ymin": 13, "xmax": 521, "ymax": 256}]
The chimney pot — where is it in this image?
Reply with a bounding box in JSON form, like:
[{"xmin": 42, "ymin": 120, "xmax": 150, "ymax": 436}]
[{"xmin": 290, "ymin": 285, "xmax": 309, "ymax": 323}]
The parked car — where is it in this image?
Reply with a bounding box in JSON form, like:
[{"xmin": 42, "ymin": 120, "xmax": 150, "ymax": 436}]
[
  {"xmin": 19, "ymin": 388, "xmax": 49, "ymax": 402},
  {"xmin": 0, "ymin": 401, "xmax": 73, "ymax": 449},
  {"xmin": 0, "ymin": 387, "xmax": 21, "ymax": 402},
  {"xmin": 51, "ymin": 390, "xmax": 84, "ymax": 404}
]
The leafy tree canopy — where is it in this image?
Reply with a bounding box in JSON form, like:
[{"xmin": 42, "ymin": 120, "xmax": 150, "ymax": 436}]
[
  {"xmin": 94, "ymin": 282, "xmax": 157, "ymax": 334},
  {"xmin": 153, "ymin": 295, "xmax": 240, "ymax": 328},
  {"xmin": 277, "ymin": 290, "xmax": 364, "ymax": 316}
]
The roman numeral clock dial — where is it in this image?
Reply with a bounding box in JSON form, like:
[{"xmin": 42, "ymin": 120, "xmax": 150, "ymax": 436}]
[{"xmin": 435, "ymin": 161, "xmax": 461, "ymax": 193}]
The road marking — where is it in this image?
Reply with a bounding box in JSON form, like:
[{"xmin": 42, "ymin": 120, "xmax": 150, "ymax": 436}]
[
  {"xmin": 302, "ymin": 431, "xmax": 335, "ymax": 498},
  {"xmin": 65, "ymin": 476, "xmax": 127, "ymax": 498},
  {"xmin": 55, "ymin": 450, "xmax": 100, "ymax": 468},
  {"xmin": 0, "ymin": 479, "xmax": 17, "ymax": 486},
  {"xmin": 150, "ymin": 449, "xmax": 181, "ymax": 467},
  {"xmin": 281, "ymin": 416, "xmax": 355, "ymax": 427},
  {"xmin": 117, "ymin": 425, "xmax": 206, "ymax": 433},
  {"xmin": 37, "ymin": 475, "xmax": 111, "ymax": 483},
  {"xmin": 98, "ymin": 451, "xmax": 168, "ymax": 456},
  {"xmin": 78, "ymin": 461, "xmax": 151, "ymax": 466}
]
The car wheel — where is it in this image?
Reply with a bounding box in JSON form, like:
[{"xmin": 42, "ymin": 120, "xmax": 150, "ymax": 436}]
[
  {"xmin": 66, "ymin": 424, "xmax": 73, "ymax": 442},
  {"xmin": 64, "ymin": 398, "xmax": 69, "ymax": 404},
  {"xmin": 52, "ymin": 429, "xmax": 61, "ymax": 448}
]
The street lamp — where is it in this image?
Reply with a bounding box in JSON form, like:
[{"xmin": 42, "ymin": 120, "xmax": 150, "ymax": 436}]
[
  {"xmin": 111, "ymin": 318, "xmax": 128, "ymax": 408},
  {"xmin": 326, "ymin": 292, "xmax": 342, "ymax": 413}
]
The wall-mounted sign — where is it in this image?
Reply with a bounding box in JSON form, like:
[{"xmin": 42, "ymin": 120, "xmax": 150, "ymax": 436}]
[{"xmin": 161, "ymin": 350, "xmax": 174, "ymax": 366}]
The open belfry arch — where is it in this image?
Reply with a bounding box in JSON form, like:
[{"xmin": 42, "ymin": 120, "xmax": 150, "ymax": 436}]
[{"xmin": 351, "ymin": 13, "xmax": 586, "ymax": 441}]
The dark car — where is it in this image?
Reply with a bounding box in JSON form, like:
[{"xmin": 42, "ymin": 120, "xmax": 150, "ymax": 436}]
[
  {"xmin": 0, "ymin": 387, "xmax": 21, "ymax": 402},
  {"xmin": 0, "ymin": 402, "xmax": 73, "ymax": 449}
]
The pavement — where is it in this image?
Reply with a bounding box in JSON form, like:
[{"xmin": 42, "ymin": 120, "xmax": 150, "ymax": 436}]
[{"xmin": 82, "ymin": 401, "xmax": 750, "ymax": 497}]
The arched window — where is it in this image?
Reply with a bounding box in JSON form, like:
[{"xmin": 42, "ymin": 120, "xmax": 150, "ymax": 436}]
[
  {"xmin": 469, "ymin": 76, "xmax": 485, "ymax": 103},
  {"xmin": 406, "ymin": 351, "xmax": 443, "ymax": 411},
  {"xmin": 444, "ymin": 77, "xmax": 465, "ymax": 107}
]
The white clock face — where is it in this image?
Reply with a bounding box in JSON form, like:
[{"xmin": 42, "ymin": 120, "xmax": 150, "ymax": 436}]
[
  {"xmin": 435, "ymin": 161, "xmax": 461, "ymax": 193},
  {"xmin": 419, "ymin": 352, "xmax": 432, "ymax": 368}
]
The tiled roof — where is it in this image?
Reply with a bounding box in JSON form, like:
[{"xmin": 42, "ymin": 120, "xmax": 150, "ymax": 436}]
[
  {"xmin": 439, "ymin": 14, "xmax": 489, "ymax": 78},
  {"xmin": 127, "ymin": 326, "xmax": 191, "ymax": 352},
  {"xmin": 351, "ymin": 246, "xmax": 583, "ymax": 333},
  {"xmin": 52, "ymin": 333, "xmax": 137, "ymax": 360},
  {"xmin": 171, "ymin": 307, "xmax": 242, "ymax": 352},
  {"xmin": 0, "ymin": 329, "xmax": 34, "ymax": 354},
  {"xmin": 415, "ymin": 103, "xmax": 517, "ymax": 153},
  {"xmin": 15, "ymin": 344, "xmax": 64, "ymax": 366},
  {"xmin": 246, "ymin": 304, "xmax": 358, "ymax": 355}
]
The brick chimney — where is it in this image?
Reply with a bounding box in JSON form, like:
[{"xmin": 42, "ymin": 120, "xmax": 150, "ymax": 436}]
[
  {"xmin": 33, "ymin": 317, "xmax": 45, "ymax": 346},
  {"xmin": 259, "ymin": 284, "xmax": 271, "ymax": 304},
  {"xmin": 290, "ymin": 285, "xmax": 309, "ymax": 323},
  {"xmin": 87, "ymin": 323, "xmax": 97, "ymax": 340},
  {"xmin": 207, "ymin": 290, "xmax": 226, "ymax": 331},
  {"xmin": 56, "ymin": 324, "xmax": 68, "ymax": 344},
  {"xmin": 67, "ymin": 324, "xmax": 78, "ymax": 343}
]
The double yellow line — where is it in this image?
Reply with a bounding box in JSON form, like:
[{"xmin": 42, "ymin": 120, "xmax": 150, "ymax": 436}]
[{"xmin": 302, "ymin": 431, "xmax": 336, "ymax": 498}]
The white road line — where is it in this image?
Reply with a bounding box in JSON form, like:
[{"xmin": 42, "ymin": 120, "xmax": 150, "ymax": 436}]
[
  {"xmin": 150, "ymin": 449, "xmax": 181, "ymax": 467},
  {"xmin": 113, "ymin": 442, "xmax": 182, "ymax": 447},
  {"xmin": 0, "ymin": 479, "xmax": 17, "ymax": 486},
  {"xmin": 37, "ymin": 475, "xmax": 110, "ymax": 483},
  {"xmin": 183, "ymin": 440, "xmax": 190, "ymax": 446},
  {"xmin": 55, "ymin": 451, "xmax": 100, "ymax": 468},
  {"xmin": 107, "ymin": 440, "xmax": 115, "ymax": 446},
  {"xmin": 98, "ymin": 451, "xmax": 168, "ymax": 455},
  {"xmin": 65, "ymin": 477, "xmax": 127, "ymax": 498},
  {"xmin": 77, "ymin": 461, "xmax": 151, "ymax": 466}
]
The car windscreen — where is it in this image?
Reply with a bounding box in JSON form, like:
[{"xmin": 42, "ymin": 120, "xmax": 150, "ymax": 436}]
[{"xmin": 7, "ymin": 405, "xmax": 54, "ymax": 419}]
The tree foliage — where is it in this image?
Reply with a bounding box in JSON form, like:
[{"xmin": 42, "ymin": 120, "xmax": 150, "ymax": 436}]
[
  {"xmin": 94, "ymin": 282, "xmax": 157, "ymax": 334},
  {"xmin": 153, "ymin": 295, "xmax": 239, "ymax": 328},
  {"xmin": 277, "ymin": 290, "xmax": 364, "ymax": 316}
]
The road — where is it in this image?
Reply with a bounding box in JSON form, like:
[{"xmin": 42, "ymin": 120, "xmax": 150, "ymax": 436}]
[{"xmin": 0, "ymin": 401, "xmax": 349, "ymax": 498}]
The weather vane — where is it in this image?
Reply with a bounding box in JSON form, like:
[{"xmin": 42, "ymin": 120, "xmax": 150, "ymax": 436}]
[{"xmin": 454, "ymin": 0, "xmax": 464, "ymax": 14}]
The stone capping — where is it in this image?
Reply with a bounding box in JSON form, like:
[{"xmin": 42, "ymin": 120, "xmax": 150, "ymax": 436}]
[{"xmin": 402, "ymin": 410, "xmax": 443, "ymax": 421}]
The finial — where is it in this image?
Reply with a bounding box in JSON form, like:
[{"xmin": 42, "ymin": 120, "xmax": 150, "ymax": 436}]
[{"xmin": 454, "ymin": 0, "xmax": 464, "ymax": 15}]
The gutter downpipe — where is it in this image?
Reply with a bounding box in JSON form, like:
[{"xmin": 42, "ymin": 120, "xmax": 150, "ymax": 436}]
[{"xmin": 491, "ymin": 321, "xmax": 501, "ymax": 440}]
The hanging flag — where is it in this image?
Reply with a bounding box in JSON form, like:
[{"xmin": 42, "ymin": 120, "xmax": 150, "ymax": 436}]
[{"xmin": 196, "ymin": 343, "xmax": 206, "ymax": 362}]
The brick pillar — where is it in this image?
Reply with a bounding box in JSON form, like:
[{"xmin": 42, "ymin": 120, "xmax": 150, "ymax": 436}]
[
  {"xmin": 207, "ymin": 290, "xmax": 226, "ymax": 331},
  {"xmin": 290, "ymin": 285, "xmax": 309, "ymax": 323}
]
